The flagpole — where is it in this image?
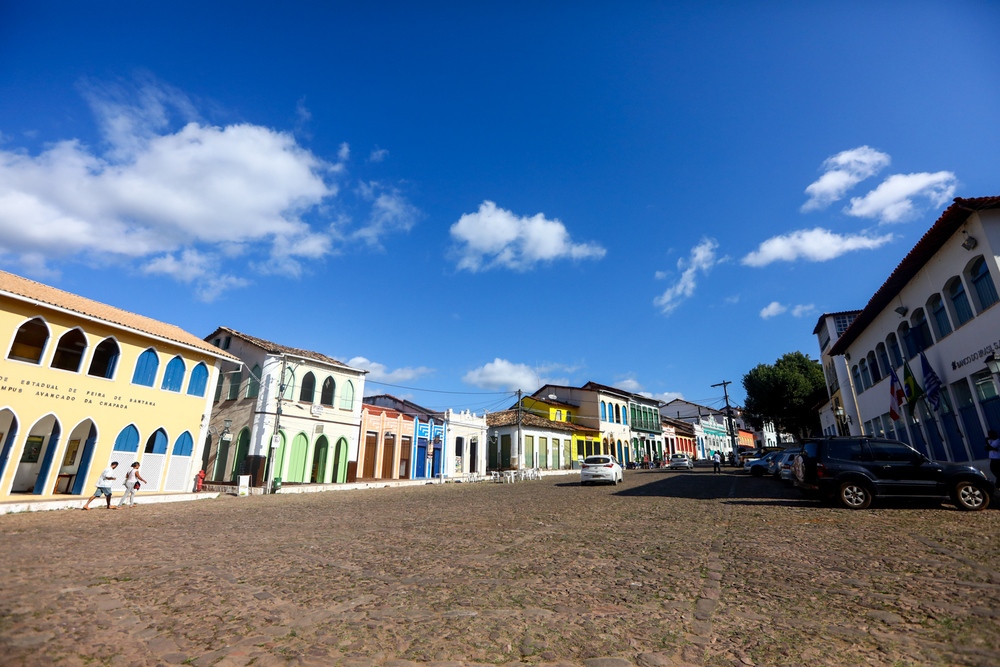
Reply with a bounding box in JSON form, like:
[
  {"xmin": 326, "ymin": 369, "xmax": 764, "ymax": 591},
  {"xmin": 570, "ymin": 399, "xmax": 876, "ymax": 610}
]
[{"xmin": 917, "ymin": 394, "xmax": 948, "ymax": 459}]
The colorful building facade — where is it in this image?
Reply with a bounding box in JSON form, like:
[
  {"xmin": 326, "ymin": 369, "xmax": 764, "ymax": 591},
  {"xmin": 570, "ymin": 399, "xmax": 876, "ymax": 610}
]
[{"xmin": 0, "ymin": 271, "xmax": 235, "ymax": 503}]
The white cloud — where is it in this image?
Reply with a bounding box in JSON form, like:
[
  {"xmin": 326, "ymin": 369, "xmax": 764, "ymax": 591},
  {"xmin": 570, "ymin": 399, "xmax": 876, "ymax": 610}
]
[
  {"xmin": 338, "ymin": 142, "xmax": 350, "ymax": 161},
  {"xmin": 462, "ymin": 358, "xmax": 568, "ymax": 393},
  {"xmin": 654, "ymin": 238, "xmax": 718, "ymax": 315},
  {"xmin": 346, "ymin": 356, "xmax": 433, "ymax": 384},
  {"xmin": 614, "ymin": 378, "xmax": 643, "ymax": 392},
  {"xmin": 353, "ymin": 181, "xmax": 421, "ymax": 247},
  {"xmin": 846, "ymin": 171, "xmax": 957, "ymax": 223},
  {"xmin": 724, "ymin": 295, "xmax": 741, "ymax": 304},
  {"xmin": 791, "ymin": 304, "xmax": 815, "ymax": 318},
  {"xmin": 642, "ymin": 391, "xmax": 684, "ymax": 404},
  {"xmin": 654, "ymin": 270, "xmax": 667, "ymax": 280},
  {"xmin": 0, "ymin": 77, "xmax": 418, "ymax": 297},
  {"xmin": 449, "ymin": 200, "xmax": 606, "ymax": 272},
  {"xmin": 759, "ymin": 301, "xmax": 787, "ymax": 319},
  {"xmin": 368, "ymin": 147, "xmax": 388, "ymax": 163},
  {"xmin": 802, "ymin": 146, "xmax": 890, "ymax": 211},
  {"xmin": 741, "ymin": 228, "xmax": 893, "ymax": 267}
]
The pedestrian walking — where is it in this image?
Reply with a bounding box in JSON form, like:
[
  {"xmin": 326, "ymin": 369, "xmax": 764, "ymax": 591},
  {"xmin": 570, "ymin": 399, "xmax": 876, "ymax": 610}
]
[
  {"xmin": 82, "ymin": 461, "xmax": 118, "ymax": 510},
  {"xmin": 712, "ymin": 451, "xmax": 721, "ymax": 474},
  {"xmin": 117, "ymin": 462, "xmax": 147, "ymax": 509},
  {"xmin": 986, "ymin": 430, "xmax": 1000, "ymax": 483}
]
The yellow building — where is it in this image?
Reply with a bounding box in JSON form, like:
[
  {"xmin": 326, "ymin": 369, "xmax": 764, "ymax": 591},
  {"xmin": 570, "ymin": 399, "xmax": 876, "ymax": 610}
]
[{"xmin": 0, "ymin": 270, "xmax": 237, "ymax": 503}]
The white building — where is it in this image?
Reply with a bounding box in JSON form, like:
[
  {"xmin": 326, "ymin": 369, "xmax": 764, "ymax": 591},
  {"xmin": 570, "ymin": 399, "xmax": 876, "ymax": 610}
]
[
  {"xmin": 443, "ymin": 408, "xmax": 487, "ymax": 477},
  {"xmin": 830, "ymin": 197, "xmax": 1000, "ymax": 476},
  {"xmin": 204, "ymin": 327, "xmax": 366, "ymax": 489},
  {"xmin": 813, "ymin": 311, "xmax": 862, "ymax": 436}
]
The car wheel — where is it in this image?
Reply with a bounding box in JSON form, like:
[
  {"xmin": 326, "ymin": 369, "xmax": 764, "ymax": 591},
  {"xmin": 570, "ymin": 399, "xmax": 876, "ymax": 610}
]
[
  {"xmin": 750, "ymin": 466, "xmax": 764, "ymax": 477},
  {"xmin": 953, "ymin": 480, "xmax": 991, "ymax": 511},
  {"xmin": 838, "ymin": 480, "xmax": 872, "ymax": 509}
]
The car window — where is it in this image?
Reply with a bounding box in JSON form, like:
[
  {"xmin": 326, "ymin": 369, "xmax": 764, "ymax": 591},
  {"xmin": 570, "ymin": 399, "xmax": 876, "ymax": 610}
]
[
  {"xmin": 868, "ymin": 441, "xmax": 918, "ymax": 463},
  {"xmin": 584, "ymin": 456, "xmax": 611, "ymax": 464},
  {"xmin": 825, "ymin": 440, "xmax": 869, "ymax": 462},
  {"xmin": 801, "ymin": 442, "xmax": 818, "ymax": 458}
]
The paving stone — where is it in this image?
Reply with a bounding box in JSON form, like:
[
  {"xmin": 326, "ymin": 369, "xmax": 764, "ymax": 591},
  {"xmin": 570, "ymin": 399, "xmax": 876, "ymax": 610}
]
[{"xmin": 2, "ymin": 471, "xmax": 999, "ymax": 666}]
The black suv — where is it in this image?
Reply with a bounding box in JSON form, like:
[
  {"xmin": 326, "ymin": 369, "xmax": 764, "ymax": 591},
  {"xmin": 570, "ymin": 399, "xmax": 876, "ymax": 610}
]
[{"xmin": 792, "ymin": 437, "xmax": 994, "ymax": 511}]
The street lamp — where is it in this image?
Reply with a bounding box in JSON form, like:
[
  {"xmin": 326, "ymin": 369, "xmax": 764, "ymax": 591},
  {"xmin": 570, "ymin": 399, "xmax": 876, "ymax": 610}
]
[{"xmin": 985, "ymin": 353, "xmax": 1000, "ymax": 376}]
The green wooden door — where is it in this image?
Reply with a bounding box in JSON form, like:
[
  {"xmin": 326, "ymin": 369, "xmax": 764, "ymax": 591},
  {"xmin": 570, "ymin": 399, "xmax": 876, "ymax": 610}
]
[{"xmin": 288, "ymin": 433, "xmax": 309, "ymax": 483}]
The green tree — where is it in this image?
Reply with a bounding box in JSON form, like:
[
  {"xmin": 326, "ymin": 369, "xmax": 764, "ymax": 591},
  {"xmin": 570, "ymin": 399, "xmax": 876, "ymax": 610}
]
[{"xmin": 742, "ymin": 351, "xmax": 826, "ymax": 441}]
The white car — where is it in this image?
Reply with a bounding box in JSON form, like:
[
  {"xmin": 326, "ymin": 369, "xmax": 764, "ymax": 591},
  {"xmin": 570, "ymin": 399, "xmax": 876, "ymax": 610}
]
[
  {"xmin": 668, "ymin": 453, "xmax": 694, "ymax": 470},
  {"xmin": 580, "ymin": 455, "xmax": 623, "ymax": 485}
]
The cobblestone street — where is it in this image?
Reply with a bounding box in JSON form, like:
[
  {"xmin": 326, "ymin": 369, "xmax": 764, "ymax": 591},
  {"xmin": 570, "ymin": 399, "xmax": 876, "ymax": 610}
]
[{"xmin": 2, "ymin": 467, "xmax": 999, "ymax": 667}]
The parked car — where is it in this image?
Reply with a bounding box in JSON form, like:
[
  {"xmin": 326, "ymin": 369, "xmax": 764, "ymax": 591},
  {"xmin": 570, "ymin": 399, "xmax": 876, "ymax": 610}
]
[
  {"xmin": 668, "ymin": 453, "xmax": 694, "ymax": 470},
  {"xmin": 776, "ymin": 449, "xmax": 801, "ymax": 483},
  {"xmin": 793, "ymin": 437, "xmax": 994, "ymax": 511},
  {"xmin": 580, "ymin": 455, "xmax": 623, "ymax": 485},
  {"xmin": 744, "ymin": 450, "xmax": 781, "ymax": 477}
]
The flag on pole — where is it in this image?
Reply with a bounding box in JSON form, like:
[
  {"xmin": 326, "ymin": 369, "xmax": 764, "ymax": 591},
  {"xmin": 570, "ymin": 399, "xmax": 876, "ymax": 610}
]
[
  {"xmin": 902, "ymin": 360, "xmax": 924, "ymax": 406},
  {"xmin": 920, "ymin": 351, "xmax": 942, "ymax": 411},
  {"xmin": 888, "ymin": 366, "xmax": 905, "ymax": 420}
]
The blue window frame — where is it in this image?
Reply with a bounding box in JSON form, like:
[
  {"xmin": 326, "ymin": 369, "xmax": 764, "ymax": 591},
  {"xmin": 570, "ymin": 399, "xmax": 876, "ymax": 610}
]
[
  {"xmin": 600, "ymin": 401, "xmax": 607, "ymax": 422},
  {"xmin": 622, "ymin": 408, "xmax": 628, "ymax": 426},
  {"xmin": 187, "ymin": 362, "xmax": 209, "ymax": 397},
  {"xmin": 161, "ymin": 356, "xmax": 185, "ymax": 392},
  {"xmin": 145, "ymin": 428, "xmax": 168, "ymax": 454},
  {"xmin": 970, "ymin": 257, "xmax": 999, "ymax": 310},
  {"xmin": 113, "ymin": 425, "xmax": 140, "ymax": 452},
  {"xmin": 132, "ymin": 348, "xmax": 159, "ymax": 386},
  {"xmin": 88, "ymin": 338, "xmax": 119, "ymax": 379},
  {"xmin": 173, "ymin": 432, "xmax": 194, "ymax": 457},
  {"xmin": 948, "ymin": 277, "xmax": 974, "ymax": 326}
]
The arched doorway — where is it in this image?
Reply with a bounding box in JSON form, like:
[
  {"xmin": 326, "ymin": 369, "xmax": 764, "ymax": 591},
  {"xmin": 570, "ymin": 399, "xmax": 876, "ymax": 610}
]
[
  {"xmin": 311, "ymin": 435, "xmax": 329, "ymax": 483},
  {"xmin": 270, "ymin": 431, "xmax": 287, "ymax": 482},
  {"xmin": 9, "ymin": 414, "xmax": 62, "ymax": 494},
  {"xmin": 230, "ymin": 428, "xmax": 251, "ymax": 480},
  {"xmin": 0, "ymin": 409, "xmax": 21, "ymax": 491},
  {"xmin": 332, "ymin": 437, "xmax": 348, "ymax": 483},
  {"xmin": 287, "ymin": 433, "xmax": 309, "ymax": 483},
  {"xmin": 469, "ymin": 437, "xmax": 478, "ymax": 473},
  {"xmin": 107, "ymin": 425, "xmax": 141, "ymax": 484},
  {"xmin": 165, "ymin": 431, "xmax": 195, "ymax": 492},
  {"xmin": 142, "ymin": 428, "xmax": 169, "ymax": 492},
  {"xmin": 55, "ymin": 419, "xmax": 97, "ymax": 495}
]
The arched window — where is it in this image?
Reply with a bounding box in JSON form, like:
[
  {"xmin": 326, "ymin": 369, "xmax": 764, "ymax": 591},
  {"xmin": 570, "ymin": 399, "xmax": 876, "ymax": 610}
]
[
  {"xmin": 875, "ymin": 343, "xmax": 891, "ymax": 378},
  {"xmin": 886, "ymin": 333, "xmax": 903, "ymax": 368},
  {"xmin": 910, "ymin": 308, "xmax": 933, "ymax": 351},
  {"xmin": 88, "ymin": 338, "xmax": 120, "ymax": 378},
  {"xmin": 300, "ymin": 371, "xmax": 316, "ymax": 402},
  {"xmin": 947, "ymin": 276, "xmax": 974, "ymax": 327},
  {"xmin": 282, "ymin": 368, "xmax": 295, "ymax": 400},
  {"xmin": 927, "ymin": 294, "xmax": 952, "ymax": 340},
  {"xmin": 8, "ymin": 317, "xmax": 48, "ymax": 364},
  {"xmin": 145, "ymin": 428, "xmax": 168, "ymax": 454},
  {"xmin": 227, "ymin": 370, "xmax": 242, "ymax": 400},
  {"xmin": 852, "ymin": 365, "xmax": 864, "ymax": 394},
  {"xmin": 320, "ymin": 376, "xmax": 335, "ymax": 406},
  {"xmin": 866, "ymin": 351, "xmax": 881, "ymax": 384},
  {"xmin": 555, "ymin": 409, "xmax": 563, "ymax": 421},
  {"xmin": 969, "ymin": 256, "xmax": 999, "ymax": 311},
  {"xmin": 51, "ymin": 328, "xmax": 87, "ymax": 372},
  {"xmin": 161, "ymin": 356, "xmax": 186, "ymax": 392},
  {"xmin": 622, "ymin": 408, "xmax": 628, "ymax": 426},
  {"xmin": 187, "ymin": 362, "xmax": 209, "ymax": 397},
  {"xmin": 600, "ymin": 401, "xmax": 607, "ymax": 421},
  {"xmin": 340, "ymin": 380, "xmax": 354, "ymax": 409},
  {"xmin": 897, "ymin": 322, "xmax": 916, "ymax": 360},
  {"xmin": 113, "ymin": 425, "xmax": 140, "ymax": 452},
  {"xmin": 172, "ymin": 431, "xmax": 194, "ymax": 457},
  {"xmin": 132, "ymin": 348, "xmax": 159, "ymax": 386},
  {"xmin": 246, "ymin": 365, "xmax": 261, "ymax": 399},
  {"xmin": 614, "ymin": 404, "xmax": 621, "ymax": 423}
]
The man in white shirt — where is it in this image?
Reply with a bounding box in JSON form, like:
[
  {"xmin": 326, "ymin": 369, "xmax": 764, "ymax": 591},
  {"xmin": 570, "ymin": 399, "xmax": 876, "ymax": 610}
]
[{"xmin": 82, "ymin": 461, "xmax": 118, "ymax": 510}]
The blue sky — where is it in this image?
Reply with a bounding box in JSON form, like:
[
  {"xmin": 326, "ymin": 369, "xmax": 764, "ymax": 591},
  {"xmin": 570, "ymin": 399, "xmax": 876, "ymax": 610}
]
[{"xmin": 2, "ymin": 2, "xmax": 999, "ymax": 412}]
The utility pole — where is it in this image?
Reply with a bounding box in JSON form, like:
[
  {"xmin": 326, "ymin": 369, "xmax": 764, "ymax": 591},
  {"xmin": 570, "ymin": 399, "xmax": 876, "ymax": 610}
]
[
  {"xmin": 264, "ymin": 354, "xmax": 288, "ymax": 494},
  {"xmin": 516, "ymin": 388, "xmax": 523, "ymax": 469},
  {"xmin": 712, "ymin": 380, "xmax": 739, "ymax": 463}
]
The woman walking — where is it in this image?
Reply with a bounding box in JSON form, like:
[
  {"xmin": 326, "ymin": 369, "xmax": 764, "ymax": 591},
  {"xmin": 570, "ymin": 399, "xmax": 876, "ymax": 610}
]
[{"xmin": 117, "ymin": 462, "xmax": 147, "ymax": 509}]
